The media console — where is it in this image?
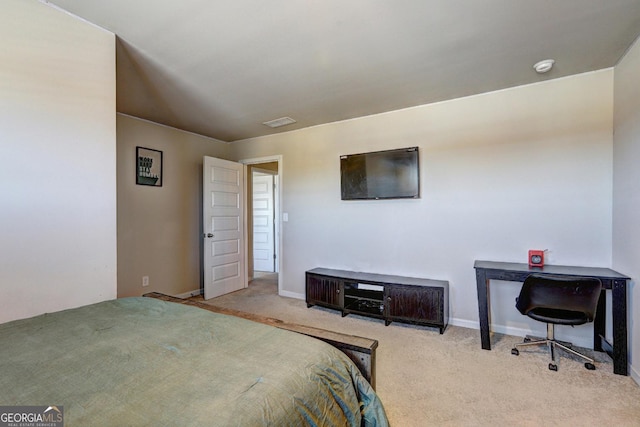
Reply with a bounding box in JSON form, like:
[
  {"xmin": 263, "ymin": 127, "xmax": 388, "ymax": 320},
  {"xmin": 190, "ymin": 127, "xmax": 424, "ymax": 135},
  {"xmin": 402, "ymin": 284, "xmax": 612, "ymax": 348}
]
[{"xmin": 306, "ymin": 268, "xmax": 449, "ymax": 334}]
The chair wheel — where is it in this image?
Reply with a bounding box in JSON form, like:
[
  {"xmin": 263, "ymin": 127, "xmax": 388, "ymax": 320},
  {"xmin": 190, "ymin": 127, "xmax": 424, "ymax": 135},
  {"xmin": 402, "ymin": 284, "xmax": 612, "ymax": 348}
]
[
  {"xmin": 523, "ymin": 337, "xmax": 531, "ymax": 343},
  {"xmin": 585, "ymin": 362, "xmax": 596, "ymax": 370},
  {"xmin": 511, "ymin": 348, "xmax": 519, "ymax": 356},
  {"xmin": 548, "ymin": 363, "xmax": 558, "ymax": 371}
]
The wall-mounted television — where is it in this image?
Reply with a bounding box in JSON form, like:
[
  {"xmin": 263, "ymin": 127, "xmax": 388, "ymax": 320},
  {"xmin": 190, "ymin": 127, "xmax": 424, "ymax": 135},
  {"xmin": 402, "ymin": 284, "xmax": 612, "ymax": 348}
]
[{"xmin": 340, "ymin": 147, "xmax": 420, "ymax": 200}]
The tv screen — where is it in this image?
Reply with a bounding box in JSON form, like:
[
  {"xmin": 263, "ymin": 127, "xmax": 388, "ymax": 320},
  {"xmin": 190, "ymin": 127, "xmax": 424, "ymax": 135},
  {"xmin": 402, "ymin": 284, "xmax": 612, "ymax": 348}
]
[{"xmin": 340, "ymin": 147, "xmax": 419, "ymax": 200}]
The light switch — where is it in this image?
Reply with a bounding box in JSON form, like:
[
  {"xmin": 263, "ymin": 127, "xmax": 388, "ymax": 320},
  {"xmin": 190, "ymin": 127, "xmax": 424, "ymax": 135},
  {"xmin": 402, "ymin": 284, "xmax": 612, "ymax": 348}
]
[{"xmin": 283, "ymin": 212, "xmax": 289, "ymax": 222}]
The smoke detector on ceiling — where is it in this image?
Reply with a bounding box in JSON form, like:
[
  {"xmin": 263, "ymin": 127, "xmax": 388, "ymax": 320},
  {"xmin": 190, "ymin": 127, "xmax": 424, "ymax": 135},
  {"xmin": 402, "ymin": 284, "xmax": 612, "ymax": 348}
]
[
  {"xmin": 533, "ymin": 59, "xmax": 555, "ymax": 74},
  {"xmin": 262, "ymin": 117, "xmax": 296, "ymax": 128}
]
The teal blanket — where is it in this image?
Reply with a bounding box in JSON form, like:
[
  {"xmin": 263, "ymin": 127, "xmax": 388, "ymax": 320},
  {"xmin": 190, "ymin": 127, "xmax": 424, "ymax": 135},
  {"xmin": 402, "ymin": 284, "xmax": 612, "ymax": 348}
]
[{"xmin": 0, "ymin": 298, "xmax": 388, "ymax": 426}]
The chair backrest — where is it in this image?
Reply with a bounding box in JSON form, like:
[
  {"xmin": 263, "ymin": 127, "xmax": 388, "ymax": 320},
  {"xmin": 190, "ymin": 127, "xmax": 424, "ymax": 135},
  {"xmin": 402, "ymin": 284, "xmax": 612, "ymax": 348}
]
[{"xmin": 515, "ymin": 274, "xmax": 602, "ymax": 322}]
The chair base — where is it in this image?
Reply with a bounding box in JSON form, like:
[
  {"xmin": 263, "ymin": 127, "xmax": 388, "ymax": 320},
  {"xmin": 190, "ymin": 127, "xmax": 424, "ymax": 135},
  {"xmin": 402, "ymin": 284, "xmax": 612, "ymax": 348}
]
[{"xmin": 511, "ymin": 324, "xmax": 596, "ymax": 371}]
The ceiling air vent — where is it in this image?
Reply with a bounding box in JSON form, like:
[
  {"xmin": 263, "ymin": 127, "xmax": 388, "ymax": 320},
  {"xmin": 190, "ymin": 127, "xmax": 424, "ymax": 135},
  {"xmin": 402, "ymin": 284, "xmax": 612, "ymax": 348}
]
[{"xmin": 262, "ymin": 117, "xmax": 296, "ymax": 128}]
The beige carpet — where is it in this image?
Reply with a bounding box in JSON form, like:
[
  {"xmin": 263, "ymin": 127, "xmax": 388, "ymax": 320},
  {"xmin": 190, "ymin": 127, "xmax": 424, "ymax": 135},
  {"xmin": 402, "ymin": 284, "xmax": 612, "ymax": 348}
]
[{"xmin": 194, "ymin": 273, "xmax": 640, "ymax": 426}]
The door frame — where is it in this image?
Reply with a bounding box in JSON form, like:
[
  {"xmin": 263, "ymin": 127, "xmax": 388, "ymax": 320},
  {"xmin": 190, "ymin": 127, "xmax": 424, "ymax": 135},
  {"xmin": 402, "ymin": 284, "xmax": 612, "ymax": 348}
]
[{"xmin": 239, "ymin": 155, "xmax": 283, "ymax": 295}]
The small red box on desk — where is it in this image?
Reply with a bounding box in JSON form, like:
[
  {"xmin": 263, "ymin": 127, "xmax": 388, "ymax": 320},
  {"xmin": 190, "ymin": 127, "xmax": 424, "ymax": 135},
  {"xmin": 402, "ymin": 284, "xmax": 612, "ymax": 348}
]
[{"xmin": 528, "ymin": 250, "xmax": 544, "ymax": 268}]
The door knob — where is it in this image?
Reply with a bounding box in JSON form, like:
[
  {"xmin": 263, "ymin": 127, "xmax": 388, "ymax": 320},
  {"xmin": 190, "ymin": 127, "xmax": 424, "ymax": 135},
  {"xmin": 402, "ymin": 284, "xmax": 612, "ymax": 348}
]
[{"xmin": 206, "ymin": 233, "xmax": 214, "ymax": 238}]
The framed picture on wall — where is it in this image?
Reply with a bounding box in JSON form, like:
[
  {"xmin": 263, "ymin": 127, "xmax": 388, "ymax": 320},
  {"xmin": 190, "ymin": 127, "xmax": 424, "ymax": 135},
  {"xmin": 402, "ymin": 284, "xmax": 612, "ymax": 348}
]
[{"xmin": 136, "ymin": 146, "xmax": 163, "ymax": 187}]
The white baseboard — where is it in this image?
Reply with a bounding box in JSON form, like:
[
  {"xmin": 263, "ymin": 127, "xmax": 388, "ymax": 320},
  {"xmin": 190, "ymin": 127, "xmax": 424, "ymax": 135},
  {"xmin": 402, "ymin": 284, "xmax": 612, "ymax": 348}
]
[
  {"xmin": 448, "ymin": 319, "xmax": 594, "ymax": 349},
  {"xmin": 429, "ymin": 317, "xmax": 529, "ymax": 337},
  {"xmin": 279, "ymin": 290, "xmax": 304, "ymax": 300},
  {"xmin": 448, "ymin": 317, "xmax": 479, "ymax": 330},
  {"xmin": 173, "ymin": 289, "xmax": 202, "ymax": 299},
  {"xmin": 629, "ymin": 363, "xmax": 640, "ymax": 386}
]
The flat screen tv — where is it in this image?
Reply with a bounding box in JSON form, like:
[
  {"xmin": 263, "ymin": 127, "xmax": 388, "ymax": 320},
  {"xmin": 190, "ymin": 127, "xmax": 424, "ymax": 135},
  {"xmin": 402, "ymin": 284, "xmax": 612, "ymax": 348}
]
[{"xmin": 340, "ymin": 147, "xmax": 419, "ymax": 200}]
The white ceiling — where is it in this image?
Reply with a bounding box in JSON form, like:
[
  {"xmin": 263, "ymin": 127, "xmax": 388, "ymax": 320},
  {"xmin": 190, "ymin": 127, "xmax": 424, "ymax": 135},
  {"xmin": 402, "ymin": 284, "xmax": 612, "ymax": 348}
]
[{"xmin": 48, "ymin": 0, "xmax": 640, "ymax": 142}]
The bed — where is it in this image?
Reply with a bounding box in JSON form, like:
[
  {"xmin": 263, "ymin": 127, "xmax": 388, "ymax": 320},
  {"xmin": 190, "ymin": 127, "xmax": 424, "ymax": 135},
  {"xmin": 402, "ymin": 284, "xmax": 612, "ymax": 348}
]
[{"xmin": 0, "ymin": 297, "xmax": 388, "ymax": 426}]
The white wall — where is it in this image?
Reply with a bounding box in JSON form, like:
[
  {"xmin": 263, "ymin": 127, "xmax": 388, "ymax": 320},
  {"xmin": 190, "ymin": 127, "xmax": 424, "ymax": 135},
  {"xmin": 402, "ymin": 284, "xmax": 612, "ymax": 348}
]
[
  {"xmin": 613, "ymin": 36, "xmax": 640, "ymax": 382},
  {"xmin": 231, "ymin": 70, "xmax": 614, "ymax": 347},
  {"xmin": 0, "ymin": 0, "xmax": 117, "ymax": 322}
]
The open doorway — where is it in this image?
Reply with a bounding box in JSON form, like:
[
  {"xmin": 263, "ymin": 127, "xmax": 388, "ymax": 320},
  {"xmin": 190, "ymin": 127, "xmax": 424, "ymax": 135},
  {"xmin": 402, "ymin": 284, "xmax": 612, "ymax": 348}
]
[{"xmin": 241, "ymin": 156, "xmax": 282, "ymax": 295}]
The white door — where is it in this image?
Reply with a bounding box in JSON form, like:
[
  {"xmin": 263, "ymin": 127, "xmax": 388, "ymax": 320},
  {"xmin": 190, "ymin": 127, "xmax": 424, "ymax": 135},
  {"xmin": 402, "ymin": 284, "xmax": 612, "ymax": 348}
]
[
  {"xmin": 203, "ymin": 156, "xmax": 245, "ymax": 299},
  {"xmin": 253, "ymin": 172, "xmax": 275, "ymax": 272}
]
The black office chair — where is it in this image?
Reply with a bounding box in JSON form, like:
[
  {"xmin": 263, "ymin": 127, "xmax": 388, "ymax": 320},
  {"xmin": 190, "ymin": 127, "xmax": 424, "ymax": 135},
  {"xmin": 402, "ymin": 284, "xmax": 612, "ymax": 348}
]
[{"xmin": 510, "ymin": 274, "xmax": 602, "ymax": 371}]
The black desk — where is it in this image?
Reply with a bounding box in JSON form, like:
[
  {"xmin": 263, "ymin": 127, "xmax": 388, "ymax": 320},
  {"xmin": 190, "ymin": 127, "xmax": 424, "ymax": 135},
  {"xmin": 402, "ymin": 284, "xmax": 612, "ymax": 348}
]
[{"xmin": 474, "ymin": 260, "xmax": 629, "ymax": 375}]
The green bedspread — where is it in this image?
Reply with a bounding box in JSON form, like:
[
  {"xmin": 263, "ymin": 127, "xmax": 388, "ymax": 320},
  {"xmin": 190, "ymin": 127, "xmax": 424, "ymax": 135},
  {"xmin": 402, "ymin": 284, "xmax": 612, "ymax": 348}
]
[{"xmin": 0, "ymin": 297, "xmax": 388, "ymax": 426}]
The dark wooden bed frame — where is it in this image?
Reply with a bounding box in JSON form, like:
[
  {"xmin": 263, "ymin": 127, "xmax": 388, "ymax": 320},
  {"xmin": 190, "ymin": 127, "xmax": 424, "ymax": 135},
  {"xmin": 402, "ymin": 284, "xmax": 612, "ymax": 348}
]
[{"xmin": 143, "ymin": 292, "xmax": 378, "ymax": 389}]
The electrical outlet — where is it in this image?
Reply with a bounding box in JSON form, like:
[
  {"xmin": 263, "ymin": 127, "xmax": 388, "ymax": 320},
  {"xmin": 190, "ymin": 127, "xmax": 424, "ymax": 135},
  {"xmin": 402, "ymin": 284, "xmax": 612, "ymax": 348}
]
[{"xmin": 142, "ymin": 276, "xmax": 149, "ymax": 287}]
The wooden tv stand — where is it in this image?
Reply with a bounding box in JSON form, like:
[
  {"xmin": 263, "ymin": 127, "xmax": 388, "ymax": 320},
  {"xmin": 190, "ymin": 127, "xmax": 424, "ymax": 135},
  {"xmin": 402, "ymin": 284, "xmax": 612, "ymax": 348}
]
[{"xmin": 306, "ymin": 268, "xmax": 449, "ymax": 334}]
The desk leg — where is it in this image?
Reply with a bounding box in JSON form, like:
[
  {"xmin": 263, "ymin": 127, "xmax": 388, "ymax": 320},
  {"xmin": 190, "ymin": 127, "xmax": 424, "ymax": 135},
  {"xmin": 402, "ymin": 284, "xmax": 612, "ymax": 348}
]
[
  {"xmin": 475, "ymin": 269, "xmax": 491, "ymax": 350},
  {"xmin": 612, "ymin": 279, "xmax": 628, "ymax": 376},
  {"xmin": 593, "ymin": 289, "xmax": 605, "ymax": 352}
]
